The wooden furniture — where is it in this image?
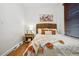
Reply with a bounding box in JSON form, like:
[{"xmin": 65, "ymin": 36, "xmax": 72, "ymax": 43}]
[
  {"xmin": 64, "ymin": 3, "xmax": 79, "ymax": 38},
  {"xmin": 24, "ymin": 33, "xmax": 34, "ymax": 43},
  {"xmin": 36, "ymin": 23, "xmax": 57, "ymax": 34}
]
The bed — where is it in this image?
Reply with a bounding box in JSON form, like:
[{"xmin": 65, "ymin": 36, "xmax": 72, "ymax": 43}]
[{"xmin": 25, "ymin": 22, "xmax": 79, "ymax": 56}]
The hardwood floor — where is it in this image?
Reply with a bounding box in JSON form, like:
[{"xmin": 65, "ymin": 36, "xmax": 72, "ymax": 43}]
[{"xmin": 7, "ymin": 42, "xmax": 29, "ymax": 56}]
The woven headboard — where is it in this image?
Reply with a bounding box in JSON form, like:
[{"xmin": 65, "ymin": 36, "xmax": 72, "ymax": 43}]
[{"xmin": 36, "ymin": 23, "xmax": 57, "ymax": 34}]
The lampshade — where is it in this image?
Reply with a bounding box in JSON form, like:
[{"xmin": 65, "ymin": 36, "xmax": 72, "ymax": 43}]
[{"xmin": 29, "ymin": 25, "xmax": 34, "ymax": 31}]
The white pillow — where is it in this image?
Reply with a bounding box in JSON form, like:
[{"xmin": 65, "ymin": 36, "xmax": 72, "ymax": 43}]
[
  {"xmin": 38, "ymin": 28, "xmax": 41, "ymax": 34},
  {"xmin": 45, "ymin": 31, "xmax": 52, "ymax": 35}
]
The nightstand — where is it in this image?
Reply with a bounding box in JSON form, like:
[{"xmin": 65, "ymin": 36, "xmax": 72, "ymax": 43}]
[{"xmin": 24, "ymin": 33, "xmax": 35, "ymax": 43}]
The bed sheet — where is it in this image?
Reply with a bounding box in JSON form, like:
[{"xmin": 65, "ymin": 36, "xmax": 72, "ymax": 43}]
[{"xmin": 27, "ymin": 34, "xmax": 79, "ymax": 56}]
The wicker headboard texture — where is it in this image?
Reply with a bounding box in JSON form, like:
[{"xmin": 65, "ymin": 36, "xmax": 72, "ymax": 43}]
[{"xmin": 36, "ymin": 23, "xmax": 57, "ymax": 34}]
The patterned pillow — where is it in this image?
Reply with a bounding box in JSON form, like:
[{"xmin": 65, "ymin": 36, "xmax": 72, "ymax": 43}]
[
  {"xmin": 45, "ymin": 42, "xmax": 54, "ymax": 49},
  {"xmin": 58, "ymin": 40, "xmax": 64, "ymax": 44}
]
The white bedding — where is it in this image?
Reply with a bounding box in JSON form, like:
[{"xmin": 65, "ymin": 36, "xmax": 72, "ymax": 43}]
[{"xmin": 28, "ymin": 34, "xmax": 79, "ymax": 56}]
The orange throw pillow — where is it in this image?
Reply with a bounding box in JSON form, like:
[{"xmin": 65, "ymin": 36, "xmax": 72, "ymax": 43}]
[
  {"xmin": 59, "ymin": 40, "xmax": 64, "ymax": 44},
  {"xmin": 45, "ymin": 43, "xmax": 54, "ymax": 49}
]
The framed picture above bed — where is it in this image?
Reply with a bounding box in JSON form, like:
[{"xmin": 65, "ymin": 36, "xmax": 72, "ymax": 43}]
[{"xmin": 40, "ymin": 14, "xmax": 53, "ymax": 22}]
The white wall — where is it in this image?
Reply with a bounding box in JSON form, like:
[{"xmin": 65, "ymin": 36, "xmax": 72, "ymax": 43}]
[
  {"xmin": 23, "ymin": 3, "xmax": 64, "ymax": 34},
  {"xmin": 0, "ymin": 3, "xmax": 25, "ymax": 55},
  {"xmin": 53, "ymin": 4, "xmax": 64, "ymax": 34}
]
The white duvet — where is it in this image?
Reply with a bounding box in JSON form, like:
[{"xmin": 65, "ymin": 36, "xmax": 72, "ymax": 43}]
[{"xmin": 28, "ymin": 34, "xmax": 79, "ymax": 56}]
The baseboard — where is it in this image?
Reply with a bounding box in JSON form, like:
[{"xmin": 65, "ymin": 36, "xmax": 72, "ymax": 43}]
[{"xmin": 1, "ymin": 41, "xmax": 23, "ymax": 56}]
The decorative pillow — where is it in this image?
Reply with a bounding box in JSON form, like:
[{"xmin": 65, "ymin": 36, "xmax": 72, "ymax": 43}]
[
  {"xmin": 45, "ymin": 31, "xmax": 52, "ymax": 35},
  {"xmin": 38, "ymin": 28, "xmax": 42, "ymax": 34},
  {"xmin": 51, "ymin": 30, "xmax": 56, "ymax": 35},
  {"xmin": 58, "ymin": 40, "xmax": 64, "ymax": 44},
  {"xmin": 45, "ymin": 42, "xmax": 54, "ymax": 49}
]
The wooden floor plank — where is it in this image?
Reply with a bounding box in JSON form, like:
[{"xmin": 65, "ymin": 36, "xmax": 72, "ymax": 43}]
[{"xmin": 7, "ymin": 42, "xmax": 29, "ymax": 56}]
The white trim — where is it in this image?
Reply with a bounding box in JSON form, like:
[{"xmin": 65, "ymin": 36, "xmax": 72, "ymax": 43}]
[
  {"xmin": 1, "ymin": 41, "xmax": 23, "ymax": 56},
  {"xmin": 38, "ymin": 22, "xmax": 56, "ymax": 24},
  {"xmin": 23, "ymin": 42, "xmax": 32, "ymax": 56}
]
